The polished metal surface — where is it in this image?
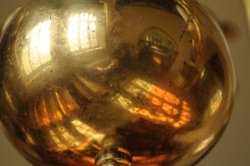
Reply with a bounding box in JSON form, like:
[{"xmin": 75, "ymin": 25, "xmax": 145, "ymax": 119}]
[{"xmin": 0, "ymin": 0, "xmax": 236, "ymax": 165}]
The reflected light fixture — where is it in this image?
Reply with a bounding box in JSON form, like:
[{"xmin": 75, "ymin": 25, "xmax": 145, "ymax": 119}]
[{"xmin": 0, "ymin": 0, "xmax": 236, "ymax": 165}]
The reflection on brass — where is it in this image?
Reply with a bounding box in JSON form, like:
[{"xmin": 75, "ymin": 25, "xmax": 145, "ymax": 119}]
[
  {"xmin": 112, "ymin": 78, "xmax": 193, "ymax": 128},
  {"xmin": 0, "ymin": 0, "xmax": 236, "ymax": 165},
  {"xmin": 95, "ymin": 134, "xmax": 132, "ymax": 166}
]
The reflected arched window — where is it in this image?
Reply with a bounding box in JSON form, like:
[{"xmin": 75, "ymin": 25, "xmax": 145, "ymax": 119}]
[
  {"xmin": 22, "ymin": 20, "xmax": 52, "ymax": 75},
  {"xmin": 68, "ymin": 13, "xmax": 98, "ymax": 52},
  {"xmin": 138, "ymin": 27, "xmax": 178, "ymax": 69}
]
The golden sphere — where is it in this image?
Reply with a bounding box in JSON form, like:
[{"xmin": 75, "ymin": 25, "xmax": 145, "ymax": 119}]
[{"xmin": 0, "ymin": 0, "xmax": 236, "ymax": 165}]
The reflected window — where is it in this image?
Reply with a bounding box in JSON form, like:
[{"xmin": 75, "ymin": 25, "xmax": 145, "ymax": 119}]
[
  {"xmin": 22, "ymin": 20, "xmax": 52, "ymax": 75},
  {"xmin": 138, "ymin": 28, "xmax": 178, "ymax": 69},
  {"xmin": 71, "ymin": 119, "xmax": 104, "ymax": 143},
  {"xmin": 112, "ymin": 79, "xmax": 192, "ymax": 128},
  {"xmin": 68, "ymin": 13, "xmax": 98, "ymax": 52}
]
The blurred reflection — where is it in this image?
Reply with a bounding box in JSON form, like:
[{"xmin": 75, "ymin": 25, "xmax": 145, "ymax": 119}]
[
  {"xmin": 71, "ymin": 74, "xmax": 107, "ymax": 102},
  {"xmin": 22, "ymin": 20, "xmax": 52, "ymax": 75},
  {"xmin": 68, "ymin": 13, "xmax": 97, "ymax": 52},
  {"xmin": 71, "ymin": 119, "xmax": 104, "ymax": 143},
  {"xmin": 138, "ymin": 27, "xmax": 177, "ymax": 70},
  {"xmin": 112, "ymin": 79, "xmax": 192, "ymax": 128},
  {"xmin": 192, "ymin": 134, "xmax": 215, "ymax": 154},
  {"xmin": 176, "ymin": 0, "xmax": 201, "ymax": 48},
  {"xmin": 200, "ymin": 68, "xmax": 206, "ymax": 79},
  {"xmin": 24, "ymin": 132, "xmax": 36, "ymax": 146},
  {"xmin": 133, "ymin": 154, "xmax": 176, "ymax": 166},
  {"xmin": 48, "ymin": 129, "xmax": 66, "ymax": 150},
  {"xmin": 2, "ymin": 84, "xmax": 18, "ymax": 114},
  {"xmin": 44, "ymin": 118, "xmax": 104, "ymax": 152},
  {"xmin": 0, "ymin": 0, "xmax": 236, "ymax": 165},
  {"xmin": 30, "ymin": 88, "xmax": 80, "ymax": 128},
  {"xmin": 55, "ymin": 89, "xmax": 80, "ymax": 115},
  {"xmin": 21, "ymin": 12, "xmax": 104, "ymax": 76},
  {"xmin": 57, "ymin": 126, "xmax": 79, "ymax": 145},
  {"xmin": 209, "ymin": 89, "xmax": 223, "ymax": 115}
]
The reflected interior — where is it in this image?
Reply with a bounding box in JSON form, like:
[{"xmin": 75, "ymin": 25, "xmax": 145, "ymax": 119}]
[{"xmin": 0, "ymin": 0, "xmax": 235, "ymax": 166}]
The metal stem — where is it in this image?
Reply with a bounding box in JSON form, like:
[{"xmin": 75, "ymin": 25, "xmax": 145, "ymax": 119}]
[{"xmin": 95, "ymin": 134, "xmax": 133, "ymax": 166}]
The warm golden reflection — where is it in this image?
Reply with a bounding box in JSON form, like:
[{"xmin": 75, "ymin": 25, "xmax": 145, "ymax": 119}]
[
  {"xmin": 71, "ymin": 119, "xmax": 104, "ymax": 143},
  {"xmin": 58, "ymin": 126, "xmax": 81, "ymax": 146},
  {"xmin": 22, "ymin": 20, "xmax": 52, "ymax": 75},
  {"xmin": 133, "ymin": 154, "xmax": 177, "ymax": 166},
  {"xmin": 3, "ymin": 85, "xmax": 18, "ymax": 114},
  {"xmin": 210, "ymin": 89, "xmax": 223, "ymax": 115},
  {"xmin": 139, "ymin": 27, "xmax": 177, "ymax": 69},
  {"xmin": 75, "ymin": 74, "xmax": 107, "ymax": 95},
  {"xmin": 176, "ymin": 0, "xmax": 201, "ymax": 48},
  {"xmin": 55, "ymin": 89, "xmax": 80, "ymax": 114},
  {"xmin": 45, "ymin": 118, "xmax": 104, "ymax": 152},
  {"xmin": 68, "ymin": 13, "xmax": 97, "ymax": 52},
  {"xmin": 48, "ymin": 129, "xmax": 66, "ymax": 150},
  {"xmin": 30, "ymin": 88, "xmax": 80, "ymax": 128},
  {"xmin": 25, "ymin": 133, "xmax": 36, "ymax": 145},
  {"xmin": 0, "ymin": 0, "xmax": 236, "ymax": 165},
  {"xmin": 192, "ymin": 134, "xmax": 215, "ymax": 154},
  {"xmin": 49, "ymin": 127, "xmax": 92, "ymax": 152},
  {"xmin": 200, "ymin": 68, "xmax": 206, "ymax": 79},
  {"xmin": 112, "ymin": 79, "xmax": 192, "ymax": 128}
]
